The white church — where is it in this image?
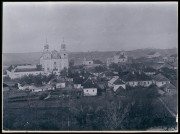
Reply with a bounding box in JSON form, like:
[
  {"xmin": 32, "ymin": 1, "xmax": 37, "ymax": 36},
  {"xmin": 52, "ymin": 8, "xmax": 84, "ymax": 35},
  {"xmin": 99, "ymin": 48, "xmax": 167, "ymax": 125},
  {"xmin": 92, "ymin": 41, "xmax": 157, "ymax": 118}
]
[
  {"xmin": 6, "ymin": 40, "xmax": 69, "ymax": 79},
  {"xmin": 40, "ymin": 40, "xmax": 69, "ymax": 75}
]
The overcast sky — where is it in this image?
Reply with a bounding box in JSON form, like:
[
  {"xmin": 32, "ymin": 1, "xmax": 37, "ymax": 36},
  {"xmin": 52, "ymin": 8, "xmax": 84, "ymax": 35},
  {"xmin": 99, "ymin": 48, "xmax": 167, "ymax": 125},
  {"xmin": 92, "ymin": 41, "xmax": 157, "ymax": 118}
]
[{"xmin": 3, "ymin": 2, "xmax": 178, "ymax": 53}]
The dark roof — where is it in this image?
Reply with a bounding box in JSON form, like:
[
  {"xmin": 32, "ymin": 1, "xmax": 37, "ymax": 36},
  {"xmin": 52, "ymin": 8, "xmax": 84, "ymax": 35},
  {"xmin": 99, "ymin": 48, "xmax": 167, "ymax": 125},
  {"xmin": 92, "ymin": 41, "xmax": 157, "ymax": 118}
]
[
  {"xmin": 121, "ymin": 72, "xmax": 152, "ymax": 82},
  {"xmin": 93, "ymin": 59, "xmax": 103, "ymax": 64},
  {"xmin": 14, "ymin": 68, "xmax": 42, "ymax": 72},
  {"xmin": 7, "ymin": 65, "xmax": 16, "ymax": 71},
  {"xmin": 82, "ymin": 78, "xmax": 97, "ymax": 88},
  {"xmin": 162, "ymin": 83, "xmax": 176, "ymax": 89},
  {"xmin": 113, "ymin": 79, "xmax": 125, "ymax": 85},
  {"xmin": 152, "ymin": 73, "xmax": 170, "ymax": 82},
  {"xmin": 73, "ymin": 77, "xmax": 84, "ymax": 84},
  {"xmin": 143, "ymin": 67, "xmax": 156, "ymax": 72}
]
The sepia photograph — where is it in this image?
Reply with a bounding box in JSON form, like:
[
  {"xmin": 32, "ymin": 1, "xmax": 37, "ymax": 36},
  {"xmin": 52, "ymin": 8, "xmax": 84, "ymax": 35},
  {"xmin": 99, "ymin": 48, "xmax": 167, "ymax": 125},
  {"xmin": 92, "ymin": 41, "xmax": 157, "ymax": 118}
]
[{"xmin": 2, "ymin": 2, "xmax": 178, "ymax": 132}]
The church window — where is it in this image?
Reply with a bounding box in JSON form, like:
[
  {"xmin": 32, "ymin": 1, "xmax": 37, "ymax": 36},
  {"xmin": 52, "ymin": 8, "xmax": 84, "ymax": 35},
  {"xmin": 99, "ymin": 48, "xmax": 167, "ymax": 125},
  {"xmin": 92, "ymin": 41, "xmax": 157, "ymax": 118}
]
[
  {"xmin": 54, "ymin": 62, "xmax": 56, "ymax": 65},
  {"xmin": 64, "ymin": 54, "xmax": 66, "ymax": 56}
]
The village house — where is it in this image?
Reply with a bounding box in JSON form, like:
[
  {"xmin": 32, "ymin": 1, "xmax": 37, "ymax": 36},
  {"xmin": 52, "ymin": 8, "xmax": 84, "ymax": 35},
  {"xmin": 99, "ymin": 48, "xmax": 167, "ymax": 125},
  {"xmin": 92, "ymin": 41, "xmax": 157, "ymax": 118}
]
[
  {"xmin": 152, "ymin": 73, "xmax": 170, "ymax": 87},
  {"xmin": 146, "ymin": 52, "xmax": 161, "ymax": 58},
  {"xmin": 143, "ymin": 67, "xmax": 156, "ymax": 76},
  {"xmin": 161, "ymin": 83, "xmax": 176, "ymax": 95},
  {"xmin": 6, "ymin": 64, "xmax": 43, "ymax": 79},
  {"xmin": 121, "ymin": 72, "xmax": 153, "ymax": 87},
  {"xmin": 82, "ymin": 78, "xmax": 97, "ymax": 96},
  {"xmin": 112, "ymin": 78, "xmax": 126, "ymax": 92}
]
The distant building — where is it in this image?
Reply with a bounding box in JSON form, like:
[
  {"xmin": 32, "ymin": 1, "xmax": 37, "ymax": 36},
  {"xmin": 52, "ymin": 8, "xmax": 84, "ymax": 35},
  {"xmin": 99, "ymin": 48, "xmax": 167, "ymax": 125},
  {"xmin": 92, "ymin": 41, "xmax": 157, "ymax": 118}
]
[
  {"xmin": 40, "ymin": 39, "xmax": 69, "ymax": 75},
  {"xmin": 83, "ymin": 57, "xmax": 94, "ymax": 65},
  {"xmin": 6, "ymin": 64, "xmax": 43, "ymax": 79},
  {"xmin": 152, "ymin": 73, "xmax": 170, "ymax": 87},
  {"xmin": 146, "ymin": 52, "xmax": 161, "ymax": 58},
  {"xmin": 107, "ymin": 51, "xmax": 128, "ymax": 66},
  {"xmin": 169, "ymin": 54, "xmax": 177, "ymax": 63}
]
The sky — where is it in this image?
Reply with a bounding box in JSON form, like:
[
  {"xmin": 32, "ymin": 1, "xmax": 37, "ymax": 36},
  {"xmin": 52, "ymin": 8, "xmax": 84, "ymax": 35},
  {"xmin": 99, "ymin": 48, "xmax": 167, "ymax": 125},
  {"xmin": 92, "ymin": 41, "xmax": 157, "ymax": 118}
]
[{"xmin": 3, "ymin": 2, "xmax": 178, "ymax": 53}]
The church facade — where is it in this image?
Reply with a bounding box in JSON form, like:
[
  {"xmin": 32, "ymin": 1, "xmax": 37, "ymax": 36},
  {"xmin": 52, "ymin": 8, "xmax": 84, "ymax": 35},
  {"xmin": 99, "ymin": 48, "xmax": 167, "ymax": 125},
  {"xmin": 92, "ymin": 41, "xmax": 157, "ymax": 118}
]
[{"xmin": 40, "ymin": 40, "xmax": 69, "ymax": 75}]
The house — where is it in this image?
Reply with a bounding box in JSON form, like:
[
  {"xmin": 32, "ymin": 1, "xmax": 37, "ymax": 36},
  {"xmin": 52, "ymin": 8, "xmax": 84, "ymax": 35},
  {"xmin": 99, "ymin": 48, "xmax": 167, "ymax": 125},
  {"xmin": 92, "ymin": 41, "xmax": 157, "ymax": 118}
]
[
  {"xmin": 146, "ymin": 52, "xmax": 161, "ymax": 58},
  {"xmin": 56, "ymin": 77, "xmax": 66, "ymax": 89},
  {"xmin": 83, "ymin": 57, "xmax": 94, "ymax": 65},
  {"xmin": 161, "ymin": 83, "xmax": 177, "ymax": 95},
  {"xmin": 82, "ymin": 78, "xmax": 97, "ymax": 96},
  {"xmin": 107, "ymin": 51, "xmax": 128, "ymax": 66},
  {"xmin": 108, "ymin": 76, "xmax": 126, "ymax": 92},
  {"xmin": 152, "ymin": 73, "xmax": 170, "ymax": 87},
  {"xmin": 121, "ymin": 72, "xmax": 153, "ymax": 87},
  {"xmin": 108, "ymin": 76, "xmax": 119, "ymax": 87},
  {"xmin": 169, "ymin": 54, "xmax": 177, "ymax": 62},
  {"xmin": 112, "ymin": 78, "xmax": 126, "ymax": 92},
  {"xmin": 143, "ymin": 67, "xmax": 156, "ymax": 76},
  {"xmin": 6, "ymin": 64, "xmax": 43, "ymax": 79}
]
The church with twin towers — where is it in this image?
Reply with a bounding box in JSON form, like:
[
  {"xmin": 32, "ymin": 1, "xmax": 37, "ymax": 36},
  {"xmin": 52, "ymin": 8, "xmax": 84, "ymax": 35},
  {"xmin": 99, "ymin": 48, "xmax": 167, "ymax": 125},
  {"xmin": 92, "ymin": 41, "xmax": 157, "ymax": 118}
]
[{"xmin": 40, "ymin": 39, "xmax": 69, "ymax": 75}]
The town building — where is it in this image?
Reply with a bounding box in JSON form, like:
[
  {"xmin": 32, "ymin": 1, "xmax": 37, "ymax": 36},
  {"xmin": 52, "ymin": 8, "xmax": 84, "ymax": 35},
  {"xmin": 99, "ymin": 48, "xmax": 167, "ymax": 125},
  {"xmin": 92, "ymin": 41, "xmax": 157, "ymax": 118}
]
[
  {"xmin": 83, "ymin": 57, "xmax": 94, "ymax": 65},
  {"xmin": 6, "ymin": 64, "xmax": 43, "ymax": 79},
  {"xmin": 143, "ymin": 67, "xmax": 156, "ymax": 76},
  {"xmin": 146, "ymin": 52, "xmax": 161, "ymax": 58},
  {"xmin": 40, "ymin": 40, "xmax": 69, "ymax": 75},
  {"xmin": 82, "ymin": 77, "xmax": 97, "ymax": 96},
  {"xmin": 169, "ymin": 54, "xmax": 177, "ymax": 63},
  {"xmin": 108, "ymin": 76, "xmax": 126, "ymax": 92},
  {"xmin": 107, "ymin": 51, "xmax": 128, "ymax": 66}
]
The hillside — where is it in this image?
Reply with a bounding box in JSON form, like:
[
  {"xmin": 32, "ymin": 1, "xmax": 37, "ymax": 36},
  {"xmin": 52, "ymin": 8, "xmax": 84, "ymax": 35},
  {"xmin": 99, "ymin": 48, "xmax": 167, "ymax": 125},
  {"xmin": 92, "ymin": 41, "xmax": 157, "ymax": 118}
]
[{"xmin": 3, "ymin": 48, "xmax": 177, "ymax": 67}]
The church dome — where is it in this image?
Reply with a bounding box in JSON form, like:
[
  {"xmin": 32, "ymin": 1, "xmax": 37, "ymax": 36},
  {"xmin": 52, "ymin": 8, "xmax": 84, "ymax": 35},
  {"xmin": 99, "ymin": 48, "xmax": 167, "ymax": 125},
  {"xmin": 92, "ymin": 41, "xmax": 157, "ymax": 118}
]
[{"xmin": 51, "ymin": 50, "xmax": 61, "ymax": 59}]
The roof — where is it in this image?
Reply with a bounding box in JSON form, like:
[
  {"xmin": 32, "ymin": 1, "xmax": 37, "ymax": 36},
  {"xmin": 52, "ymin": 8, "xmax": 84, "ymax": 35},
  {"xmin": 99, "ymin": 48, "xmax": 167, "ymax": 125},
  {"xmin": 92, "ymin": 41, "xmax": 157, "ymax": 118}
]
[
  {"xmin": 82, "ymin": 78, "xmax": 96, "ymax": 88},
  {"xmin": 143, "ymin": 67, "xmax": 156, "ymax": 72},
  {"xmin": 51, "ymin": 50, "xmax": 61, "ymax": 59},
  {"xmin": 73, "ymin": 77, "xmax": 84, "ymax": 84},
  {"xmin": 121, "ymin": 72, "xmax": 152, "ymax": 82},
  {"xmin": 147, "ymin": 52, "xmax": 158, "ymax": 55},
  {"xmin": 152, "ymin": 73, "xmax": 170, "ymax": 82},
  {"xmin": 85, "ymin": 57, "xmax": 93, "ymax": 61},
  {"xmin": 109, "ymin": 77, "xmax": 119, "ymax": 84},
  {"xmin": 7, "ymin": 65, "xmax": 16, "ymax": 71},
  {"xmin": 119, "ymin": 54, "xmax": 126, "ymax": 59},
  {"xmin": 93, "ymin": 59, "xmax": 103, "ymax": 64},
  {"xmin": 162, "ymin": 83, "xmax": 176, "ymax": 89},
  {"xmin": 170, "ymin": 54, "xmax": 177, "ymax": 57},
  {"xmin": 14, "ymin": 68, "xmax": 42, "ymax": 72},
  {"xmin": 114, "ymin": 79, "xmax": 125, "ymax": 85}
]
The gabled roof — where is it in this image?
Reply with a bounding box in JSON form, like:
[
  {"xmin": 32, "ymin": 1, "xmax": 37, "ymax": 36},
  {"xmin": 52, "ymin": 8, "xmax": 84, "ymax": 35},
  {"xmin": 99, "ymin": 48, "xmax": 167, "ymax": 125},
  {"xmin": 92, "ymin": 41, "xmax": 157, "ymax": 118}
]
[
  {"xmin": 109, "ymin": 77, "xmax": 119, "ymax": 84},
  {"xmin": 82, "ymin": 78, "xmax": 96, "ymax": 88},
  {"xmin": 119, "ymin": 54, "xmax": 126, "ymax": 59},
  {"xmin": 162, "ymin": 83, "xmax": 176, "ymax": 89},
  {"xmin": 7, "ymin": 65, "xmax": 16, "ymax": 72},
  {"xmin": 152, "ymin": 73, "xmax": 170, "ymax": 82},
  {"xmin": 114, "ymin": 79, "xmax": 125, "ymax": 85},
  {"xmin": 121, "ymin": 72, "xmax": 152, "ymax": 82}
]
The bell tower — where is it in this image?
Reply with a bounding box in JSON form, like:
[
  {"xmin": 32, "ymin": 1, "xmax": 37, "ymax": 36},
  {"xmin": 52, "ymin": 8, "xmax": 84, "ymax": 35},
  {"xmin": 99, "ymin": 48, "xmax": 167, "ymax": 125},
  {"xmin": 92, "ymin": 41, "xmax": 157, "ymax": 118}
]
[{"xmin": 44, "ymin": 38, "xmax": 49, "ymax": 52}]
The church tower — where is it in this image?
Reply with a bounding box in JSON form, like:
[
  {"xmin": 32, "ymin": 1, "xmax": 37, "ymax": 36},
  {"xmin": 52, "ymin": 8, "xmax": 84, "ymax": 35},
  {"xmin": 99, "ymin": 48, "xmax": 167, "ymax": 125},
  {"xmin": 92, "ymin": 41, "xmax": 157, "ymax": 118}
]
[{"xmin": 60, "ymin": 38, "xmax": 69, "ymax": 70}]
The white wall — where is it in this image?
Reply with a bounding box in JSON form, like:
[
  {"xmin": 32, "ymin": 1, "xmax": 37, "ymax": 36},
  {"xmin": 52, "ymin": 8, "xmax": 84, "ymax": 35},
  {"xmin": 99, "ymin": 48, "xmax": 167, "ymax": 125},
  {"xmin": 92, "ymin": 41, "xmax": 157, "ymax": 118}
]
[
  {"xmin": 155, "ymin": 81, "xmax": 170, "ymax": 87},
  {"xmin": 83, "ymin": 88, "xmax": 97, "ymax": 96},
  {"xmin": 113, "ymin": 84, "xmax": 126, "ymax": 92}
]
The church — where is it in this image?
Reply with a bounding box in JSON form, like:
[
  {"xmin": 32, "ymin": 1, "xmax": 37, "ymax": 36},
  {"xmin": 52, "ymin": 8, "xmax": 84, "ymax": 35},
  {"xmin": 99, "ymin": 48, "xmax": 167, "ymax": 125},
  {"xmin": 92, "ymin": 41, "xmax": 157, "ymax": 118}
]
[{"xmin": 40, "ymin": 40, "xmax": 69, "ymax": 75}]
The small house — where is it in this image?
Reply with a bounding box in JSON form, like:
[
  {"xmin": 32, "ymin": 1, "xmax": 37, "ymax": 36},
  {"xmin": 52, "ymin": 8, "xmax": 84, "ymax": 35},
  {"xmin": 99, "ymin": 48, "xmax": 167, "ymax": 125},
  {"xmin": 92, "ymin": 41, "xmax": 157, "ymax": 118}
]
[
  {"xmin": 82, "ymin": 78, "xmax": 97, "ymax": 96},
  {"xmin": 146, "ymin": 52, "xmax": 161, "ymax": 58},
  {"xmin": 152, "ymin": 73, "xmax": 170, "ymax": 87}
]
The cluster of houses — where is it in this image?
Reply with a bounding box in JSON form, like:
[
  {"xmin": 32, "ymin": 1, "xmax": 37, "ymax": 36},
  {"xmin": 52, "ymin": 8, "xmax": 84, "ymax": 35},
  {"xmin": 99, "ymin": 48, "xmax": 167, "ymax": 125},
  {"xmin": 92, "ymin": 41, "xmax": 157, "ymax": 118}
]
[{"xmin": 3, "ymin": 50, "xmax": 177, "ymax": 97}]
